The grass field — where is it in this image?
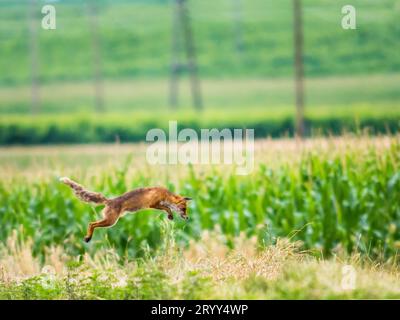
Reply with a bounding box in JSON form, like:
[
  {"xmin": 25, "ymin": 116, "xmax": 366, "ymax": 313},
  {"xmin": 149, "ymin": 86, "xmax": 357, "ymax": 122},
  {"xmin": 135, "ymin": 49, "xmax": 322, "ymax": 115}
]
[
  {"xmin": 1, "ymin": 0, "xmax": 399, "ymax": 84},
  {"xmin": 1, "ymin": 74, "xmax": 399, "ymax": 144},
  {"xmin": 1, "ymin": 0, "xmax": 399, "ymax": 143},
  {"xmin": 1, "ymin": 74, "xmax": 400, "ymax": 114}
]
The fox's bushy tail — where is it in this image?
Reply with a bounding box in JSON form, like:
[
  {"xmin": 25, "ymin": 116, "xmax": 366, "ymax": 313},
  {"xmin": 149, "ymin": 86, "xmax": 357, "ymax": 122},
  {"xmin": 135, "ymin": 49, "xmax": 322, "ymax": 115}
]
[{"xmin": 60, "ymin": 177, "xmax": 108, "ymax": 205}]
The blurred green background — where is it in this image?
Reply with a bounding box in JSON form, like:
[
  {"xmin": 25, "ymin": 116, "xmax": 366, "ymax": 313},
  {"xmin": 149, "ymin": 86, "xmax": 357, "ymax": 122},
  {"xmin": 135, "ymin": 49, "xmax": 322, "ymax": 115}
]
[{"xmin": 0, "ymin": 0, "xmax": 399, "ymax": 143}]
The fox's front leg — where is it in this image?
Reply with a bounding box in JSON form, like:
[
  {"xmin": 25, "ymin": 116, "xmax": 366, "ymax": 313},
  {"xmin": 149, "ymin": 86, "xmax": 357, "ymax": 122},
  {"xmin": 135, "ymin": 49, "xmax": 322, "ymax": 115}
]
[{"xmin": 156, "ymin": 204, "xmax": 174, "ymax": 220}]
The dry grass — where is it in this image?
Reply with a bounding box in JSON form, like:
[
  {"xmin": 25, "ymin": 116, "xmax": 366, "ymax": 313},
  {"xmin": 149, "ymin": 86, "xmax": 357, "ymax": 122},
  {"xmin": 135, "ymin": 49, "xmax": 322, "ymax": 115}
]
[
  {"xmin": 0, "ymin": 227, "xmax": 299, "ymax": 282},
  {"xmin": 155, "ymin": 225, "xmax": 306, "ymax": 283},
  {"xmin": 1, "ymin": 227, "xmax": 399, "ymax": 299}
]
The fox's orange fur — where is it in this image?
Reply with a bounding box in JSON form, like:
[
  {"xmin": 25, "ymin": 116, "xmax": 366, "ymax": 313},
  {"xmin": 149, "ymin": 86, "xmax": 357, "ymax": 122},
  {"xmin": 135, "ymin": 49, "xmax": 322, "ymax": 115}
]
[{"xmin": 60, "ymin": 177, "xmax": 192, "ymax": 242}]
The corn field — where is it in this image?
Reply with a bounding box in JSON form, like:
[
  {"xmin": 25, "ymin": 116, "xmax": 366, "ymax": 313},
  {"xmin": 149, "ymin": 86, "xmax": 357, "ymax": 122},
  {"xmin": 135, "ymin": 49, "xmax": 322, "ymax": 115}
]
[{"xmin": 0, "ymin": 136, "xmax": 399, "ymax": 260}]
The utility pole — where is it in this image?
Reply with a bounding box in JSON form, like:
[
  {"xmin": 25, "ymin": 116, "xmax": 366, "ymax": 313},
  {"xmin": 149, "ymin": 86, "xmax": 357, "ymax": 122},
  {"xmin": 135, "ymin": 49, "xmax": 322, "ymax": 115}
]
[
  {"xmin": 293, "ymin": 0, "xmax": 305, "ymax": 138},
  {"xmin": 232, "ymin": 0, "xmax": 244, "ymax": 54},
  {"xmin": 87, "ymin": 0, "xmax": 105, "ymax": 113},
  {"xmin": 29, "ymin": 0, "xmax": 40, "ymax": 115},
  {"xmin": 169, "ymin": 0, "xmax": 180, "ymax": 109},
  {"xmin": 169, "ymin": 0, "xmax": 203, "ymax": 111}
]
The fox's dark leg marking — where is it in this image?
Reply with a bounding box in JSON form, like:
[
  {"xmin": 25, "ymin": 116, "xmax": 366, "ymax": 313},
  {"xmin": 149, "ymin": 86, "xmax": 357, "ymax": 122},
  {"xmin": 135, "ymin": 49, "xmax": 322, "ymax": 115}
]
[
  {"xmin": 160, "ymin": 201, "xmax": 181, "ymax": 214},
  {"xmin": 159, "ymin": 200, "xmax": 189, "ymax": 220},
  {"xmin": 157, "ymin": 204, "xmax": 174, "ymax": 220}
]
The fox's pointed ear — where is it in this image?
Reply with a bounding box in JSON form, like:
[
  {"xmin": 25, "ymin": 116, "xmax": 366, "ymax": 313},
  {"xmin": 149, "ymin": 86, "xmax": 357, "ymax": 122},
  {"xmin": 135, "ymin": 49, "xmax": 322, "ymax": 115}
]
[{"xmin": 184, "ymin": 197, "xmax": 192, "ymax": 201}]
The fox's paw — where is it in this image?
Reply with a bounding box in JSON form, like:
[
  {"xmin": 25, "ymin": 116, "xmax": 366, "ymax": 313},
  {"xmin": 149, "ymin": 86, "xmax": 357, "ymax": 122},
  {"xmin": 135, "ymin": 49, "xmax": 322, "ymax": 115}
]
[{"xmin": 84, "ymin": 236, "xmax": 92, "ymax": 243}]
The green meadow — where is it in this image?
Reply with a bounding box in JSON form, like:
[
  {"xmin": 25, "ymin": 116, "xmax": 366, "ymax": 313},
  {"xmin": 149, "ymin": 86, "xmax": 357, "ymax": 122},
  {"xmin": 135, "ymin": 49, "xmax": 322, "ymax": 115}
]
[
  {"xmin": 1, "ymin": 0, "xmax": 399, "ymax": 84},
  {"xmin": 1, "ymin": 0, "xmax": 399, "ymax": 143}
]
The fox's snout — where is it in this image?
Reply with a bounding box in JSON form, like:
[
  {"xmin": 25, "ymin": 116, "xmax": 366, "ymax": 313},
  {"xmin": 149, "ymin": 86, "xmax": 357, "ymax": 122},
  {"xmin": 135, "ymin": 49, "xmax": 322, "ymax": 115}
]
[{"xmin": 178, "ymin": 203, "xmax": 189, "ymax": 221}]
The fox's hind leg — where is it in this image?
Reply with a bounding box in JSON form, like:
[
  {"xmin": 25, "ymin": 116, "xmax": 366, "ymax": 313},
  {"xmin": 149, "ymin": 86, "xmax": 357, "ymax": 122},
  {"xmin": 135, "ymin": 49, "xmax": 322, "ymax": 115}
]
[{"xmin": 84, "ymin": 206, "xmax": 120, "ymax": 242}]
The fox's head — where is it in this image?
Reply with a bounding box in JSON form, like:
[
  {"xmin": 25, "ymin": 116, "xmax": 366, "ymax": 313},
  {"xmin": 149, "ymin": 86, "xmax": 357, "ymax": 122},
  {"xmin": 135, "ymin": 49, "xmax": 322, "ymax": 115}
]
[{"xmin": 174, "ymin": 196, "xmax": 192, "ymax": 220}]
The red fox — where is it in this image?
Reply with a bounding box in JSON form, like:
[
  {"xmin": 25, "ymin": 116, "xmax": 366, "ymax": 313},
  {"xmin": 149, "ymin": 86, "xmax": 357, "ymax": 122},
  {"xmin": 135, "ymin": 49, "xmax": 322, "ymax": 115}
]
[{"xmin": 60, "ymin": 177, "xmax": 192, "ymax": 243}]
